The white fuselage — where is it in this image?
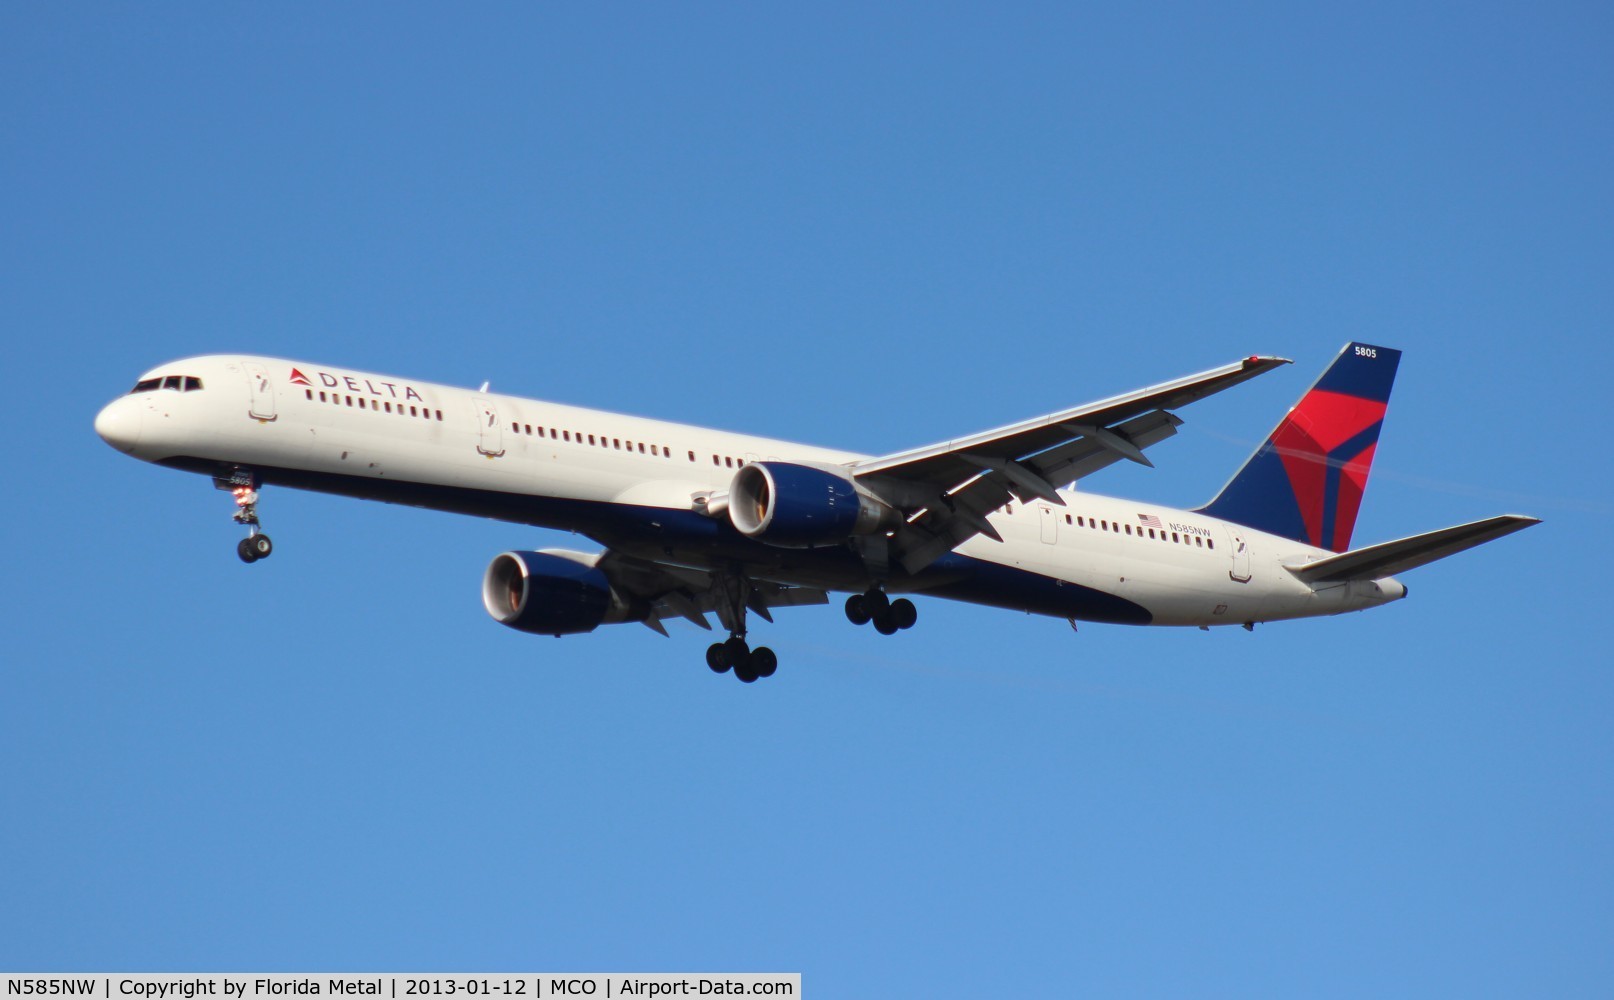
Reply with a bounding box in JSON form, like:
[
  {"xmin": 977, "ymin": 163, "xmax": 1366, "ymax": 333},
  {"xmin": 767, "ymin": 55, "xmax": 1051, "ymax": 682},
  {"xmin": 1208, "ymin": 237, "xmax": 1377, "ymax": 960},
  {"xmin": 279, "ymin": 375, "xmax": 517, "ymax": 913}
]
[{"xmin": 94, "ymin": 355, "xmax": 1406, "ymax": 628}]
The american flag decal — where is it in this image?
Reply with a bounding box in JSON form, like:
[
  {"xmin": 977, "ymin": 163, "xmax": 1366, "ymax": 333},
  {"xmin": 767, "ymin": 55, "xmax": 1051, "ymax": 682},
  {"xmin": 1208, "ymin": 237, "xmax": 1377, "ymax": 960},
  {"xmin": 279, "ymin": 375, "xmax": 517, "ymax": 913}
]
[{"xmin": 1138, "ymin": 513, "xmax": 1163, "ymax": 529}]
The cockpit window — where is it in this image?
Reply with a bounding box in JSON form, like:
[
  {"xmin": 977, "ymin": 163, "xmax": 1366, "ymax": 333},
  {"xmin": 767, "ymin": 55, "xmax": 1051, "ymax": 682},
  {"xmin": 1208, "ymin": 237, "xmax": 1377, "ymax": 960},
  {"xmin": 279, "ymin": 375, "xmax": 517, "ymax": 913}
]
[{"xmin": 130, "ymin": 375, "xmax": 204, "ymax": 394}]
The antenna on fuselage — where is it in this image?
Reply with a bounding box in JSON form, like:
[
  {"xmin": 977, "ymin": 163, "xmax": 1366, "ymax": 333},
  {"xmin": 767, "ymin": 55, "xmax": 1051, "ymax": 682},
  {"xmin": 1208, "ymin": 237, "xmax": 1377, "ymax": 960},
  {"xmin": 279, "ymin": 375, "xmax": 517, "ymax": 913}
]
[{"xmin": 479, "ymin": 381, "xmax": 489, "ymax": 393}]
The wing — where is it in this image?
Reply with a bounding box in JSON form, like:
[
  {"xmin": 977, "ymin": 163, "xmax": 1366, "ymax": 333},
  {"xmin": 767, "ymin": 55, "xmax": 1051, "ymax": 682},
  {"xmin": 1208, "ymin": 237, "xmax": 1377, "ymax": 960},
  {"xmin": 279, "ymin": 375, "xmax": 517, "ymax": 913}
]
[
  {"xmin": 597, "ymin": 549, "xmax": 828, "ymax": 635},
  {"xmin": 852, "ymin": 354, "xmax": 1291, "ymax": 573}
]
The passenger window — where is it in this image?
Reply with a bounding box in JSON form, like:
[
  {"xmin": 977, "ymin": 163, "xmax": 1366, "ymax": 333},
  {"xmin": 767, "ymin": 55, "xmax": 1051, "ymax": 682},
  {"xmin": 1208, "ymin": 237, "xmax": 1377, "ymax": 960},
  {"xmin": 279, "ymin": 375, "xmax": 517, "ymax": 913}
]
[
  {"xmin": 384, "ymin": 402, "xmax": 392, "ymax": 413},
  {"xmin": 1195, "ymin": 536, "xmax": 1203, "ymax": 547},
  {"xmin": 305, "ymin": 389, "xmax": 313, "ymax": 400},
  {"xmin": 435, "ymin": 410, "xmax": 443, "ymax": 421},
  {"xmin": 613, "ymin": 439, "xmax": 621, "ymax": 450},
  {"xmin": 724, "ymin": 456, "xmax": 734, "ymax": 468},
  {"xmin": 346, "ymin": 396, "xmax": 354, "ymax": 406},
  {"xmin": 1207, "ymin": 539, "xmax": 1215, "ymax": 550},
  {"xmin": 1172, "ymin": 532, "xmax": 1179, "ymax": 543},
  {"xmin": 1125, "ymin": 524, "xmax": 1132, "ymax": 535}
]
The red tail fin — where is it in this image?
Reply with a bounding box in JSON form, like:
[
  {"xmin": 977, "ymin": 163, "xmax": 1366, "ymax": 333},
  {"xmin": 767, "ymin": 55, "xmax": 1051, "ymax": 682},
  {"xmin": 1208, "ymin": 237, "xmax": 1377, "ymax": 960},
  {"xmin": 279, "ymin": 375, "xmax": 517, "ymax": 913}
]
[{"xmin": 1197, "ymin": 343, "xmax": 1400, "ymax": 551}]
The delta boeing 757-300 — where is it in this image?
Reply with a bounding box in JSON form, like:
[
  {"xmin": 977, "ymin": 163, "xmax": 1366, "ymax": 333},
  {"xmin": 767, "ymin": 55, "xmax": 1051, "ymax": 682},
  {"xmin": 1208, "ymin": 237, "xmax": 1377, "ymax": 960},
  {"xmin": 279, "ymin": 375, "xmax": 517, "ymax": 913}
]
[{"xmin": 94, "ymin": 342, "xmax": 1537, "ymax": 682}]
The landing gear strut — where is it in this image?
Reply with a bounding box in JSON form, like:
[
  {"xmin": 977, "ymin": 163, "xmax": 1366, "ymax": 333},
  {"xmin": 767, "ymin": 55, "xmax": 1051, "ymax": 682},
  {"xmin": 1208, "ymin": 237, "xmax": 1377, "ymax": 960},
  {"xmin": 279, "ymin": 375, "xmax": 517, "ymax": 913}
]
[
  {"xmin": 704, "ymin": 568, "xmax": 779, "ymax": 683},
  {"xmin": 218, "ymin": 472, "xmax": 273, "ymax": 564},
  {"xmin": 845, "ymin": 588, "xmax": 917, "ymax": 635}
]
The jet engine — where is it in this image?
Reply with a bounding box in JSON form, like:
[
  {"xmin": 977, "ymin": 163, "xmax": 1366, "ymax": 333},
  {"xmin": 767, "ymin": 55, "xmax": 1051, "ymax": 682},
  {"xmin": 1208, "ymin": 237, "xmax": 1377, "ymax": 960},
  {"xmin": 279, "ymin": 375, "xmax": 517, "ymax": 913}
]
[
  {"xmin": 728, "ymin": 462, "xmax": 896, "ymax": 548},
  {"xmin": 482, "ymin": 550, "xmax": 647, "ymax": 636}
]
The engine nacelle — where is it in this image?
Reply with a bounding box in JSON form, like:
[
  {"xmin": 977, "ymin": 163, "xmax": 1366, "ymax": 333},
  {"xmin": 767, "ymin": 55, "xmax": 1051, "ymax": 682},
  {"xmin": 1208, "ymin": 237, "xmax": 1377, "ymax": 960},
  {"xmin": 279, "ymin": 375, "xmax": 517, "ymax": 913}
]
[
  {"xmin": 728, "ymin": 461, "xmax": 896, "ymax": 548},
  {"xmin": 482, "ymin": 550, "xmax": 646, "ymax": 636}
]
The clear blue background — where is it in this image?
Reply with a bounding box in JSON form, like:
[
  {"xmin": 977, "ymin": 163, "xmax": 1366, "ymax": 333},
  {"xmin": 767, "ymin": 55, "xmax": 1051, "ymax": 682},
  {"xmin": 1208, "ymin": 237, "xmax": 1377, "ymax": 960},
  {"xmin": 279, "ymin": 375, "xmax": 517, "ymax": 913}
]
[{"xmin": 3, "ymin": 4, "xmax": 1609, "ymax": 995}]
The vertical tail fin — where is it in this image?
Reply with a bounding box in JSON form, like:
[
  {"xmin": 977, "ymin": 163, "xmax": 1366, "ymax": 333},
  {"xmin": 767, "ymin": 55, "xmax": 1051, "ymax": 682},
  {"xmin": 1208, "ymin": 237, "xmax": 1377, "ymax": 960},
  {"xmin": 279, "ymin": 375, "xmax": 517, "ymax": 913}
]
[{"xmin": 1196, "ymin": 342, "xmax": 1401, "ymax": 552}]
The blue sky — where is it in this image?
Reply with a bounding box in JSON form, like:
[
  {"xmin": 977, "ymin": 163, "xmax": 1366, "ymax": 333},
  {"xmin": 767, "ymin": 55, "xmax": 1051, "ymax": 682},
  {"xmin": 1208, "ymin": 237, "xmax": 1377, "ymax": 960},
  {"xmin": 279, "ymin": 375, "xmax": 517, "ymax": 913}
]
[{"xmin": 3, "ymin": 3, "xmax": 1610, "ymax": 995}]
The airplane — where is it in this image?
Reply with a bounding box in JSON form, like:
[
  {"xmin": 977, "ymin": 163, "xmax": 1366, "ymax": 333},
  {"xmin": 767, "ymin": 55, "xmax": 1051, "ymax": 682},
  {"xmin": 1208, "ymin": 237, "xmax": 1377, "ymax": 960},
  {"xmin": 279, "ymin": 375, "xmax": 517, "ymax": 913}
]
[{"xmin": 94, "ymin": 342, "xmax": 1538, "ymax": 682}]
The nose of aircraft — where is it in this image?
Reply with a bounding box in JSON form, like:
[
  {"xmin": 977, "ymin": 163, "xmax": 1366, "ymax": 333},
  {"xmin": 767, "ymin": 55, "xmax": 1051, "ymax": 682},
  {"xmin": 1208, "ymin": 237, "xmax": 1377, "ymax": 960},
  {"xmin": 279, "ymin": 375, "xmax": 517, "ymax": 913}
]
[{"xmin": 94, "ymin": 398, "xmax": 143, "ymax": 453}]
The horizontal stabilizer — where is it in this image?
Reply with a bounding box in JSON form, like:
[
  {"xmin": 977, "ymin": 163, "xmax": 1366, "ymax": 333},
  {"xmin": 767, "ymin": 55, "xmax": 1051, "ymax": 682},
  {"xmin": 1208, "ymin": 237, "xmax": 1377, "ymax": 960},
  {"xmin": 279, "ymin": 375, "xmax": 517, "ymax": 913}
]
[{"xmin": 1285, "ymin": 514, "xmax": 1540, "ymax": 584}]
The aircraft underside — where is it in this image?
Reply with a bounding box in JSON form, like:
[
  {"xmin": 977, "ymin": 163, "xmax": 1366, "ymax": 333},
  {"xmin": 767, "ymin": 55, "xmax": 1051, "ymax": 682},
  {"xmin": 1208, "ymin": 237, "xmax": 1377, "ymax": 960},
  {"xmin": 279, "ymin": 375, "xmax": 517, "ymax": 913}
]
[{"xmin": 160, "ymin": 454, "xmax": 1156, "ymax": 628}]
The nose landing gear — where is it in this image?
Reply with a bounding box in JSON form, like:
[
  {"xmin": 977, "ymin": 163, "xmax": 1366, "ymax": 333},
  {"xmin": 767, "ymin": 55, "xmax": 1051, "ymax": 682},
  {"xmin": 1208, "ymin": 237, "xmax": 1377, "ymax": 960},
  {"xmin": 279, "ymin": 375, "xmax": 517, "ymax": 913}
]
[{"xmin": 217, "ymin": 472, "xmax": 273, "ymax": 564}]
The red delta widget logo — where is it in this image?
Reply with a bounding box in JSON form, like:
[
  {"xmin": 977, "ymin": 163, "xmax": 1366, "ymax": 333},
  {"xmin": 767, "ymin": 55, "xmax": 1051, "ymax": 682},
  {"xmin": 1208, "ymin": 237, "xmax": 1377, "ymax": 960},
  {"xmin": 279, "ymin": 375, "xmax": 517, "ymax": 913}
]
[{"xmin": 290, "ymin": 367, "xmax": 425, "ymax": 402}]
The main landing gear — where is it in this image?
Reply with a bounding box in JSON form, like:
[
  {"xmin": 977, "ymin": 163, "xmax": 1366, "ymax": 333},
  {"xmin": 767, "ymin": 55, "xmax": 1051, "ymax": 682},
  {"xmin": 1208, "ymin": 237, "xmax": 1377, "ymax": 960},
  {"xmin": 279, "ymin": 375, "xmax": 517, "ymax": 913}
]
[
  {"xmin": 844, "ymin": 588, "xmax": 917, "ymax": 635},
  {"xmin": 702, "ymin": 568, "xmax": 779, "ymax": 684},
  {"xmin": 219, "ymin": 472, "xmax": 274, "ymax": 564},
  {"xmin": 705, "ymin": 636, "xmax": 779, "ymax": 684}
]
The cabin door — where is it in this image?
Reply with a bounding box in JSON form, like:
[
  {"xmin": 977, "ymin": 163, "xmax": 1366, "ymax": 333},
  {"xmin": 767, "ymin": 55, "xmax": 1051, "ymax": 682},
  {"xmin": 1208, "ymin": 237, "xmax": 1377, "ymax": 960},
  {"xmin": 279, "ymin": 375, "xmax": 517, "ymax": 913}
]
[
  {"xmin": 244, "ymin": 362, "xmax": 276, "ymax": 421},
  {"xmin": 1229, "ymin": 531, "xmax": 1252, "ymax": 583},
  {"xmin": 476, "ymin": 399, "xmax": 504, "ymax": 457}
]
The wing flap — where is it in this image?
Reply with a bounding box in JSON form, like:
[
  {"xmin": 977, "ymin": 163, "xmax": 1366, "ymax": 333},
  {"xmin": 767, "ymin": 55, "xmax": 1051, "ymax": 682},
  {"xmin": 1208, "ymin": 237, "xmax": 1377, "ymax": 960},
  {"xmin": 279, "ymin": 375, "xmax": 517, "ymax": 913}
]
[{"xmin": 598, "ymin": 549, "xmax": 828, "ymax": 634}]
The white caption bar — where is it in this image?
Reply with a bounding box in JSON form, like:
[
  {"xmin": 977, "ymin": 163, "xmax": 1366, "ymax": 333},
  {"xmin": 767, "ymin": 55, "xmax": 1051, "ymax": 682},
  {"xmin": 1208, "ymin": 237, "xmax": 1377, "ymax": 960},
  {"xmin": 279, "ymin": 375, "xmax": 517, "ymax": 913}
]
[{"xmin": 2, "ymin": 976, "xmax": 800, "ymax": 1000}]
